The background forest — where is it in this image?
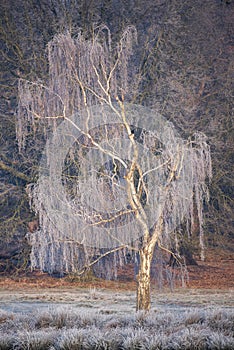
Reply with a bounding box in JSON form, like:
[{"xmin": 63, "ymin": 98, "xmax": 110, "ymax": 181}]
[{"xmin": 0, "ymin": 0, "xmax": 233, "ymax": 275}]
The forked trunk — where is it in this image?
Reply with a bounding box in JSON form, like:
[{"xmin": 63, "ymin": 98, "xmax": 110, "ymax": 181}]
[{"xmin": 136, "ymin": 247, "xmax": 154, "ymax": 311}]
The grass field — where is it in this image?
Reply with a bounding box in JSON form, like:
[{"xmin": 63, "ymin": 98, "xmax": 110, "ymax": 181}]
[{"xmin": 0, "ymin": 287, "xmax": 233, "ymax": 349}]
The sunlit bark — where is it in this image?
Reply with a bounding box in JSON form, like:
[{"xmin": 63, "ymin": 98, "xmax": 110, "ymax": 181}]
[{"xmin": 137, "ymin": 247, "xmax": 153, "ymax": 311}]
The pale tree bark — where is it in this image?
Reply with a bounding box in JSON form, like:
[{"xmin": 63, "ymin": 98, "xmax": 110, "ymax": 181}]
[
  {"xmin": 137, "ymin": 247, "xmax": 154, "ymax": 311},
  {"xmin": 136, "ymin": 216, "xmax": 163, "ymax": 311}
]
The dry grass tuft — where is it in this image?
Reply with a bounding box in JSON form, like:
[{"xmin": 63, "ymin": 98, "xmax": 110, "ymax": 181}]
[{"xmin": 0, "ymin": 306, "xmax": 233, "ymax": 349}]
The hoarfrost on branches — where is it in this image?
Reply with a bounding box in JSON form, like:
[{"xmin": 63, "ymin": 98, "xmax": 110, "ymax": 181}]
[{"xmin": 18, "ymin": 26, "xmax": 212, "ymax": 310}]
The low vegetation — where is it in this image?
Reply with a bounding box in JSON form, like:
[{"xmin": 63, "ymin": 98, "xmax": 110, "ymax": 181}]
[{"xmin": 0, "ymin": 306, "xmax": 233, "ymax": 349}]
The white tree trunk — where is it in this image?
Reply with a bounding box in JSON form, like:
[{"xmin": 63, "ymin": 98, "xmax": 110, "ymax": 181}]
[{"xmin": 136, "ymin": 247, "xmax": 154, "ymax": 311}]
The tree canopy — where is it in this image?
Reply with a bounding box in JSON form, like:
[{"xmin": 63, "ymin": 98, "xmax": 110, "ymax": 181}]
[{"xmin": 0, "ymin": 0, "xmax": 233, "ymax": 276}]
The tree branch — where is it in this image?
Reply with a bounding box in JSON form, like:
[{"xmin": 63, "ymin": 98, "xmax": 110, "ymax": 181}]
[{"xmin": 0, "ymin": 160, "xmax": 31, "ymax": 183}]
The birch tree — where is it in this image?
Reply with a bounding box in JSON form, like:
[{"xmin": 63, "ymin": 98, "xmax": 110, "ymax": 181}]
[{"xmin": 17, "ymin": 26, "xmax": 212, "ymax": 311}]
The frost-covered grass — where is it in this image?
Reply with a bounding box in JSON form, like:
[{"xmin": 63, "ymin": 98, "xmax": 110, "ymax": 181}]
[
  {"xmin": 0, "ymin": 306, "xmax": 233, "ymax": 349},
  {"xmin": 0, "ymin": 288, "xmax": 233, "ymax": 349}
]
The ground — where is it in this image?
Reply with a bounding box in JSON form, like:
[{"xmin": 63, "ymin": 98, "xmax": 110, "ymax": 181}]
[
  {"xmin": 187, "ymin": 251, "xmax": 234, "ymax": 289},
  {"xmin": 0, "ymin": 247, "xmax": 233, "ymax": 291},
  {"xmin": 0, "ymin": 247, "xmax": 233, "ymax": 349}
]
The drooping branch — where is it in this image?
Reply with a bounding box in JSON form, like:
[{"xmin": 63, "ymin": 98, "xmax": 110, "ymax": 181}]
[{"xmin": 17, "ymin": 27, "xmax": 212, "ymax": 311}]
